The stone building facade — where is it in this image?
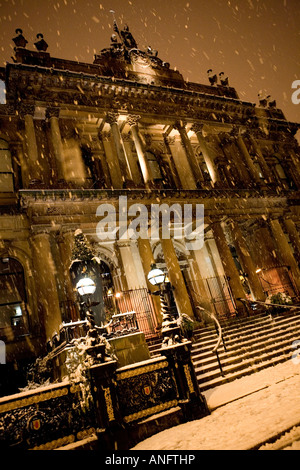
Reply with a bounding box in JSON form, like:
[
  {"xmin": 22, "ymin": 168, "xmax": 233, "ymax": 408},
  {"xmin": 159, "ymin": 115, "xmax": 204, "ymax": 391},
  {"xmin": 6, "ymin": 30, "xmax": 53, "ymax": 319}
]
[{"xmin": 0, "ymin": 26, "xmax": 300, "ymax": 391}]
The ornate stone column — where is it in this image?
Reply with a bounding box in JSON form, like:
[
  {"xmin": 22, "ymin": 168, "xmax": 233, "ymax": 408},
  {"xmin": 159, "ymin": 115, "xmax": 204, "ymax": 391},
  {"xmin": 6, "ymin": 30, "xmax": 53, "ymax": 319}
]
[
  {"xmin": 165, "ymin": 135, "xmax": 197, "ymax": 190},
  {"xmin": 282, "ymin": 216, "xmax": 300, "ymax": 264},
  {"xmin": 8, "ymin": 141, "xmax": 25, "ymax": 188},
  {"xmin": 232, "ymin": 126, "xmax": 263, "ymax": 185},
  {"xmin": 269, "ymin": 217, "xmax": 300, "ymax": 293},
  {"xmin": 31, "ymin": 231, "xmax": 62, "ymax": 341},
  {"xmin": 188, "ymin": 249, "xmax": 212, "ymax": 311},
  {"xmin": 220, "ymin": 132, "xmax": 252, "ymax": 184},
  {"xmin": 247, "ymin": 133, "xmax": 274, "ymax": 183},
  {"xmin": 210, "ymin": 220, "xmax": 246, "ymax": 314},
  {"xmin": 127, "ymin": 114, "xmax": 154, "ymax": 187},
  {"xmin": 287, "ymin": 147, "xmax": 300, "ymax": 189},
  {"xmin": 98, "ymin": 131, "xmax": 123, "ymax": 189},
  {"xmin": 175, "ymin": 121, "xmax": 204, "ymax": 185},
  {"xmin": 46, "ymin": 108, "xmax": 65, "ymax": 181},
  {"xmin": 227, "ymin": 219, "xmax": 265, "ymax": 301},
  {"xmin": 137, "ymin": 237, "xmax": 162, "ymax": 324},
  {"xmin": 57, "ymin": 228, "xmax": 77, "ymax": 311},
  {"xmin": 106, "ymin": 112, "xmax": 133, "ymax": 186},
  {"xmin": 122, "ymin": 133, "xmax": 143, "ymax": 185},
  {"xmin": 22, "ymin": 105, "xmax": 42, "ymax": 183},
  {"xmin": 191, "ymin": 123, "xmax": 220, "ymax": 184},
  {"xmin": 160, "ymin": 237, "xmax": 195, "ymax": 319},
  {"xmin": 116, "ymin": 240, "xmax": 144, "ymax": 291}
]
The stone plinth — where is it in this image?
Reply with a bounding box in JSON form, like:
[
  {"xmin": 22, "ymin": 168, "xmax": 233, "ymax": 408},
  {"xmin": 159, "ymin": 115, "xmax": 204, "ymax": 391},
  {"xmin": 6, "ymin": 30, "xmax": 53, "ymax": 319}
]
[{"xmin": 108, "ymin": 332, "xmax": 150, "ymax": 368}]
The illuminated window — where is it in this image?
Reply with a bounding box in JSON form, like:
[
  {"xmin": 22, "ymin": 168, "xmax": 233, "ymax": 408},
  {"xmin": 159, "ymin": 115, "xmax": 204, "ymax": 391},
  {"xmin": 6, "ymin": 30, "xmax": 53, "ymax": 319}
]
[
  {"xmin": 254, "ymin": 162, "xmax": 264, "ymax": 179},
  {"xmin": 0, "ymin": 257, "xmax": 28, "ymax": 334},
  {"xmin": 0, "ymin": 80, "xmax": 5, "ymax": 104},
  {"xmin": 0, "ymin": 139, "xmax": 14, "ymax": 192},
  {"xmin": 275, "ymin": 162, "xmax": 287, "ymax": 180}
]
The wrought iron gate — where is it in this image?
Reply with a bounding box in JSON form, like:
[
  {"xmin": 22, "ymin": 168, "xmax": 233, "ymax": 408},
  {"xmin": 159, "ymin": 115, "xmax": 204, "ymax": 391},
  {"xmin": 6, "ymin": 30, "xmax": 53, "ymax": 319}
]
[{"xmin": 104, "ymin": 288, "xmax": 158, "ymax": 339}]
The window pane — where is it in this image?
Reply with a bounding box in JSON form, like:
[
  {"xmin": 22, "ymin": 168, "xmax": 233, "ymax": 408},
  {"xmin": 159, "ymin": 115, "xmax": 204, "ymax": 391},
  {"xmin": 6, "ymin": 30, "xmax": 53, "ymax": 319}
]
[{"xmin": 0, "ymin": 258, "xmax": 26, "ymax": 330}]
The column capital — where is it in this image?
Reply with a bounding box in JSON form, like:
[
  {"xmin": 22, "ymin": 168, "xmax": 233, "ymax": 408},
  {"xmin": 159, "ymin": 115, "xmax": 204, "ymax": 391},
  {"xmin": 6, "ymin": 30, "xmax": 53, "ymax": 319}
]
[
  {"xmin": 18, "ymin": 103, "xmax": 35, "ymax": 117},
  {"xmin": 46, "ymin": 107, "xmax": 60, "ymax": 119},
  {"xmin": 127, "ymin": 114, "xmax": 141, "ymax": 127},
  {"xmin": 230, "ymin": 125, "xmax": 243, "ymax": 137},
  {"xmin": 106, "ymin": 111, "xmax": 119, "ymax": 125},
  {"xmin": 191, "ymin": 122, "xmax": 205, "ymax": 135},
  {"xmin": 98, "ymin": 130, "xmax": 111, "ymax": 141},
  {"xmin": 173, "ymin": 120, "xmax": 188, "ymax": 132}
]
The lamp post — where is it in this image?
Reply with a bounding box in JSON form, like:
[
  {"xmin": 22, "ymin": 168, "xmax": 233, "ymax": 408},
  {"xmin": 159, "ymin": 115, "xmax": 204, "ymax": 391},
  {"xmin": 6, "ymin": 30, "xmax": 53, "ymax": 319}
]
[
  {"xmin": 76, "ymin": 276, "xmax": 108, "ymax": 361},
  {"xmin": 147, "ymin": 264, "xmax": 181, "ymax": 345}
]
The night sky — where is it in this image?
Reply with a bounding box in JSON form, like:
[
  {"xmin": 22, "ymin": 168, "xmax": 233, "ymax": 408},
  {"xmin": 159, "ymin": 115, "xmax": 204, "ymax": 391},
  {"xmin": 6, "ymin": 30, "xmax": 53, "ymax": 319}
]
[{"xmin": 0, "ymin": 0, "xmax": 299, "ymax": 129}]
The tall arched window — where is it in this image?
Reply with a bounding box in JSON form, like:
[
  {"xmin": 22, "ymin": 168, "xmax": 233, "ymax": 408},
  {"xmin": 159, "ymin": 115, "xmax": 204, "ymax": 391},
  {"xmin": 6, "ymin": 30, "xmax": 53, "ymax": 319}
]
[
  {"xmin": 0, "ymin": 139, "xmax": 14, "ymax": 192},
  {"xmin": 145, "ymin": 150, "xmax": 174, "ymax": 188},
  {"xmin": 146, "ymin": 151, "xmax": 163, "ymax": 180},
  {"xmin": 0, "ymin": 257, "xmax": 28, "ymax": 335}
]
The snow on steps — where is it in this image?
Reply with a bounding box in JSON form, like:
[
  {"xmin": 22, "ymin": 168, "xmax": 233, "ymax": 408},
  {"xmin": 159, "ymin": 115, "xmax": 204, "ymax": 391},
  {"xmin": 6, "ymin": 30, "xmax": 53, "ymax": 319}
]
[{"xmin": 146, "ymin": 311, "xmax": 300, "ymax": 392}]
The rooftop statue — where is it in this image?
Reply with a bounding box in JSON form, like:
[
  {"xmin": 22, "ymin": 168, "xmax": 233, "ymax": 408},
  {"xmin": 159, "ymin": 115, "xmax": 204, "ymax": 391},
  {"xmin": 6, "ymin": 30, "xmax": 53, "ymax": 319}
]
[
  {"xmin": 34, "ymin": 33, "xmax": 48, "ymax": 52},
  {"xmin": 12, "ymin": 28, "xmax": 28, "ymax": 49},
  {"xmin": 113, "ymin": 22, "xmax": 138, "ymax": 50}
]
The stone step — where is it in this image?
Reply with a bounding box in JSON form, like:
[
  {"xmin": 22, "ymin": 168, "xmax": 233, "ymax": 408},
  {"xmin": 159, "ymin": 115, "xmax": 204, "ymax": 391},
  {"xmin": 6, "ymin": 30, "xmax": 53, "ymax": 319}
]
[
  {"xmin": 192, "ymin": 315, "xmax": 300, "ymax": 356},
  {"xmin": 192, "ymin": 327, "xmax": 300, "ymax": 372},
  {"xmin": 198, "ymin": 351, "xmax": 293, "ymax": 392},
  {"xmin": 194, "ymin": 331, "xmax": 299, "ymax": 378},
  {"xmin": 146, "ymin": 312, "xmax": 300, "ymax": 391},
  {"xmin": 193, "ymin": 315, "xmax": 300, "ymax": 390}
]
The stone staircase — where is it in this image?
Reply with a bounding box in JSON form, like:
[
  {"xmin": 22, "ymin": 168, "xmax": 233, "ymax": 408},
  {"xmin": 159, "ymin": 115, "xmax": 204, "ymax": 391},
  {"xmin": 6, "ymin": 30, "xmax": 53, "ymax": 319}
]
[{"xmin": 147, "ymin": 311, "xmax": 300, "ymax": 392}]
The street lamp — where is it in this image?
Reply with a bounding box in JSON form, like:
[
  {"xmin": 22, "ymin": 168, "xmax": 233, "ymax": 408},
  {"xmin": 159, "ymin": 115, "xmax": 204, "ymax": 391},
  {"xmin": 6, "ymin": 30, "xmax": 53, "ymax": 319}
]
[
  {"xmin": 147, "ymin": 264, "xmax": 165, "ymax": 286},
  {"xmin": 76, "ymin": 277, "xmax": 96, "ymax": 297},
  {"xmin": 76, "ymin": 276, "xmax": 98, "ymax": 335}
]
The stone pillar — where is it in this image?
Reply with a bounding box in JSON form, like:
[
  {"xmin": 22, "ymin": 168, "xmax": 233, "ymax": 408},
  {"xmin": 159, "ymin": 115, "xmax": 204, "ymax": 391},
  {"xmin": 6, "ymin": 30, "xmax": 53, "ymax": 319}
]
[
  {"xmin": 122, "ymin": 134, "xmax": 143, "ymax": 186},
  {"xmin": 188, "ymin": 250, "xmax": 212, "ymax": 311},
  {"xmin": 106, "ymin": 112, "xmax": 133, "ymax": 186},
  {"xmin": 116, "ymin": 241, "xmax": 142, "ymax": 291},
  {"xmin": 211, "ymin": 221, "xmax": 246, "ymax": 313},
  {"xmin": 137, "ymin": 237, "xmax": 162, "ymax": 324},
  {"xmin": 9, "ymin": 141, "xmax": 25, "ymax": 188},
  {"xmin": 282, "ymin": 217, "xmax": 300, "ymax": 264},
  {"xmin": 287, "ymin": 148, "xmax": 300, "ymax": 190},
  {"xmin": 233, "ymin": 127, "xmax": 262, "ymax": 185},
  {"xmin": 23, "ymin": 106, "xmax": 42, "ymax": 183},
  {"xmin": 98, "ymin": 131, "xmax": 123, "ymax": 189},
  {"xmin": 57, "ymin": 229, "xmax": 77, "ymax": 311},
  {"xmin": 248, "ymin": 134, "xmax": 274, "ymax": 183},
  {"xmin": 160, "ymin": 237, "xmax": 195, "ymax": 319},
  {"xmin": 31, "ymin": 232, "xmax": 62, "ymax": 341},
  {"xmin": 165, "ymin": 136, "xmax": 197, "ymax": 190},
  {"xmin": 228, "ymin": 219, "xmax": 265, "ymax": 301},
  {"xmin": 220, "ymin": 133, "xmax": 252, "ymax": 184},
  {"xmin": 175, "ymin": 121, "xmax": 204, "ymax": 185},
  {"xmin": 191, "ymin": 123, "xmax": 220, "ymax": 184},
  {"xmin": 127, "ymin": 114, "xmax": 154, "ymax": 187},
  {"xmin": 46, "ymin": 108, "xmax": 65, "ymax": 181},
  {"xmin": 269, "ymin": 217, "xmax": 300, "ymax": 293}
]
